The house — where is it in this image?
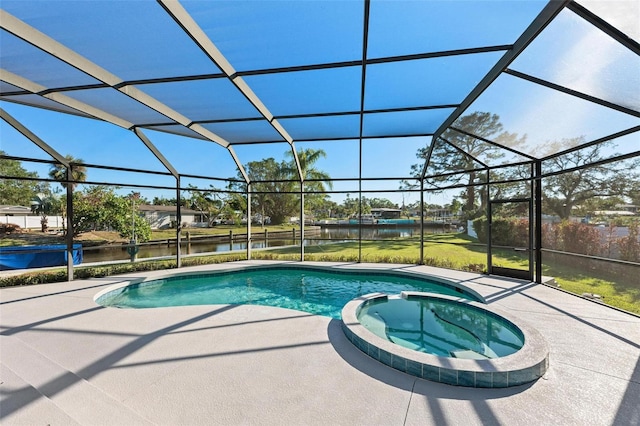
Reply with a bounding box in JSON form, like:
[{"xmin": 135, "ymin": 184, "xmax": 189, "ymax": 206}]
[
  {"xmin": 615, "ymin": 204, "xmax": 639, "ymax": 214},
  {"xmin": 371, "ymin": 208, "xmax": 401, "ymax": 219},
  {"xmin": 1, "ymin": 205, "xmax": 64, "ymax": 229},
  {"xmin": 1, "ymin": 205, "xmax": 33, "ymax": 217},
  {"xmin": 138, "ymin": 205, "xmax": 207, "ymax": 229},
  {"xmin": 1, "ymin": 205, "xmax": 34, "ymax": 215},
  {"xmin": 425, "ymin": 208, "xmax": 456, "ymax": 219}
]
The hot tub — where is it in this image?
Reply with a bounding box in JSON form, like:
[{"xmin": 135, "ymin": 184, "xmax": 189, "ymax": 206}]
[{"xmin": 341, "ymin": 291, "xmax": 549, "ymax": 388}]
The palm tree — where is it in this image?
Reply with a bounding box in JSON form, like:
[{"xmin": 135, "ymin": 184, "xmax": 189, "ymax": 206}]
[
  {"xmin": 49, "ymin": 155, "xmax": 86, "ymax": 236},
  {"xmin": 30, "ymin": 193, "xmax": 54, "ymax": 232},
  {"xmin": 285, "ymin": 148, "xmax": 334, "ymax": 220},
  {"xmin": 285, "ymin": 148, "xmax": 333, "ymax": 192},
  {"xmin": 49, "ymin": 155, "xmax": 87, "ymax": 190}
]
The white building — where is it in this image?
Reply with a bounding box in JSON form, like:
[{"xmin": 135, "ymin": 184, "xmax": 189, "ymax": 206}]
[{"xmin": 138, "ymin": 205, "xmax": 206, "ymax": 229}]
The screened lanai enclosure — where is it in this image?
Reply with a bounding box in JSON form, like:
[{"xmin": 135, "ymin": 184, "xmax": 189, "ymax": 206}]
[{"xmin": 1, "ymin": 1, "xmax": 639, "ymax": 307}]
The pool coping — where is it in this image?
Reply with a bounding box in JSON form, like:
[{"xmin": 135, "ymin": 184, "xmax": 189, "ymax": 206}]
[{"xmin": 341, "ymin": 291, "xmax": 549, "ymax": 388}]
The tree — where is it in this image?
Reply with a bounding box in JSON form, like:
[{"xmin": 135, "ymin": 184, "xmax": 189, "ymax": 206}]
[
  {"xmin": 629, "ymin": 187, "xmax": 640, "ymax": 207},
  {"xmin": 337, "ymin": 194, "xmax": 369, "ymax": 218},
  {"xmin": 49, "ymin": 155, "xmax": 87, "ymax": 190},
  {"xmin": 542, "ymin": 139, "xmax": 640, "ymax": 219},
  {"xmin": 449, "ymin": 198, "xmax": 462, "ymax": 217},
  {"xmin": 405, "ymin": 112, "xmax": 524, "ymax": 218},
  {"xmin": 0, "ymin": 151, "xmax": 47, "ymax": 206},
  {"xmin": 230, "ymin": 149, "xmax": 334, "ymax": 225},
  {"xmin": 30, "ymin": 193, "xmax": 55, "ymax": 232},
  {"xmin": 285, "ymin": 148, "xmax": 333, "ymax": 219},
  {"xmin": 284, "ymin": 148, "xmax": 333, "ymax": 191},
  {"xmin": 235, "ymin": 158, "xmax": 296, "ymax": 225},
  {"xmin": 73, "ymin": 186, "xmax": 151, "ymax": 241},
  {"xmin": 313, "ymin": 199, "xmax": 339, "ymax": 219},
  {"xmin": 48, "ymin": 155, "xmax": 88, "ymax": 236},
  {"xmin": 186, "ymin": 184, "xmax": 224, "ymax": 226},
  {"xmin": 366, "ymin": 197, "xmax": 398, "ymax": 209},
  {"xmin": 152, "ymin": 196, "xmax": 178, "ymax": 206}
]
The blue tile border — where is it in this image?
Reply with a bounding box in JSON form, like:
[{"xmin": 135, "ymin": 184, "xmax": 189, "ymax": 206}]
[
  {"xmin": 458, "ymin": 370, "xmax": 475, "ymax": 387},
  {"xmin": 475, "ymin": 372, "xmax": 493, "ymax": 388},
  {"xmin": 492, "ymin": 372, "xmax": 509, "ymax": 388},
  {"xmin": 422, "ymin": 365, "xmax": 440, "ymax": 382},
  {"xmin": 378, "ymin": 349, "xmax": 392, "ymax": 367},
  {"xmin": 406, "ymin": 360, "xmax": 422, "ymax": 377},
  {"xmin": 440, "ymin": 368, "xmax": 458, "ymax": 386},
  {"xmin": 391, "ymin": 355, "xmax": 407, "ymax": 373}
]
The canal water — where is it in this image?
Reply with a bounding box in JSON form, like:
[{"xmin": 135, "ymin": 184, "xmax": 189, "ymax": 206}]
[{"xmin": 82, "ymin": 226, "xmax": 449, "ymax": 263}]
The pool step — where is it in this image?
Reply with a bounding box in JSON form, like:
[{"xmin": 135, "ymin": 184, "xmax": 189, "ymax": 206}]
[{"xmin": 450, "ymin": 349, "xmax": 491, "ymax": 360}]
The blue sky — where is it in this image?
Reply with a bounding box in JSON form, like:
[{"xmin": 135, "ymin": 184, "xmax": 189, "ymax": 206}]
[
  {"xmin": 1, "ymin": 1, "xmax": 638, "ymax": 207},
  {"xmin": 0, "ymin": 103, "xmax": 448, "ymax": 209},
  {"xmin": 1, "ymin": 100, "xmax": 431, "ymax": 205}
]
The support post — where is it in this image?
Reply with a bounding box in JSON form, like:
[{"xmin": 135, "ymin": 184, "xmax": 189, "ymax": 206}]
[
  {"xmin": 300, "ymin": 182, "xmax": 305, "ymax": 261},
  {"xmin": 66, "ymin": 166, "xmax": 74, "ymax": 281},
  {"xmin": 176, "ymin": 176, "xmax": 182, "ymax": 268},
  {"xmin": 419, "ymin": 179, "xmax": 424, "ymax": 265},
  {"xmin": 247, "ymin": 183, "xmax": 252, "ymax": 260},
  {"xmin": 486, "ymin": 170, "xmax": 492, "ymax": 275},
  {"xmin": 535, "ymin": 160, "xmax": 543, "ymax": 283},
  {"xmin": 358, "ymin": 176, "xmax": 362, "ymax": 263}
]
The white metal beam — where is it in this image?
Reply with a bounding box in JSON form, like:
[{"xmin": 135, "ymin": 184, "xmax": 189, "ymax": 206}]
[
  {"xmin": 420, "ymin": 0, "xmax": 571, "ymax": 179},
  {"xmin": 0, "ymin": 69, "xmax": 134, "ymax": 129},
  {"xmin": 157, "ymin": 0, "xmax": 303, "ymax": 181},
  {"xmin": 0, "ymin": 9, "xmax": 250, "ymax": 183},
  {"xmin": 134, "ymin": 128, "xmax": 179, "ymax": 178},
  {"xmin": 0, "ymin": 107, "xmax": 70, "ymax": 167},
  {"xmin": 227, "ymin": 145, "xmax": 250, "ymax": 183}
]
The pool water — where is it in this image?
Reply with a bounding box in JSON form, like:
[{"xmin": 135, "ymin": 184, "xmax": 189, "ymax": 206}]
[
  {"xmin": 357, "ymin": 295, "xmax": 524, "ymax": 358},
  {"xmin": 96, "ymin": 267, "xmax": 481, "ymax": 319}
]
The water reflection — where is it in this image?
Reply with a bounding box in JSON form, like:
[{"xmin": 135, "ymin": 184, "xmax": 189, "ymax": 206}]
[
  {"xmin": 320, "ymin": 226, "xmax": 447, "ymax": 239},
  {"xmin": 82, "ymin": 239, "xmax": 301, "ymax": 263},
  {"xmin": 82, "ymin": 226, "xmax": 447, "ymax": 263}
]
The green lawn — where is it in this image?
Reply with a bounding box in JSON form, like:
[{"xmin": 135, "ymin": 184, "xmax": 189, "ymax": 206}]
[{"xmin": 255, "ymin": 234, "xmax": 640, "ymax": 315}]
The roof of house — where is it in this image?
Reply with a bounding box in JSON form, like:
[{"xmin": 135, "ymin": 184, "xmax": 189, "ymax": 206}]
[
  {"xmin": 0, "ymin": 205, "xmax": 33, "ymax": 215},
  {"xmin": 370, "ymin": 208, "xmax": 401, "ymax": 212},
  {"xmin": 138, "ymin": 205, "xmax": 203, "ymax": 215}
]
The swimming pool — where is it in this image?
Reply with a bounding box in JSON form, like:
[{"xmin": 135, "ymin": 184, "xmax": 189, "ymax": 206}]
[{"xmin": 94, "ymin": 266, "xmax": 483, "ymax": 319}]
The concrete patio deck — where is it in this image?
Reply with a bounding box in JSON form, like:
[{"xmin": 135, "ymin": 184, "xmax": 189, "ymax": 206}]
[{"xmin": 1, "ymin": 260, "xmax": 639, "ymax": 425}]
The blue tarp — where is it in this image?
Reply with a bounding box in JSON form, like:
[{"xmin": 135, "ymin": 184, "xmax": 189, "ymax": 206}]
[{"xmin": 0, "ymin": 244, "xmax": 83, "ymax": 270}]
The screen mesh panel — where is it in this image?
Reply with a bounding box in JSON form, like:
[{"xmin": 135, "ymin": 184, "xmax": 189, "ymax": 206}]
[{"xmin": 511, "ymin": 9, "xmax": 640, "ymax": 112}]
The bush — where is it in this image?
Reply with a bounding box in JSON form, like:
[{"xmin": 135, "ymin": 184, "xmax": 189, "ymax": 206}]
[
  {"xmin": 472, "ymin": 217, "xmax": 487, "ymax": 243},
  {"xmin": 472, "ymin": 216, "xmax": 528, "ymax": 246},
  {"xmin": 546, "ymin": 221, "xmax": 603, "ymax": 256},
  {"xmin": 560, "ymin": 221, "xmax": 601, "ymax": 255},
  {"xmin": 617, "ymin": 222, "xmax": 640, "ymax": 262},
  {"xmin": 0, "ymin": 223, "xmax": 22, "ymax": 234},
  {"xmin": 541, "ymin": 223, "xmax": 560, "ymax": 250}
]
